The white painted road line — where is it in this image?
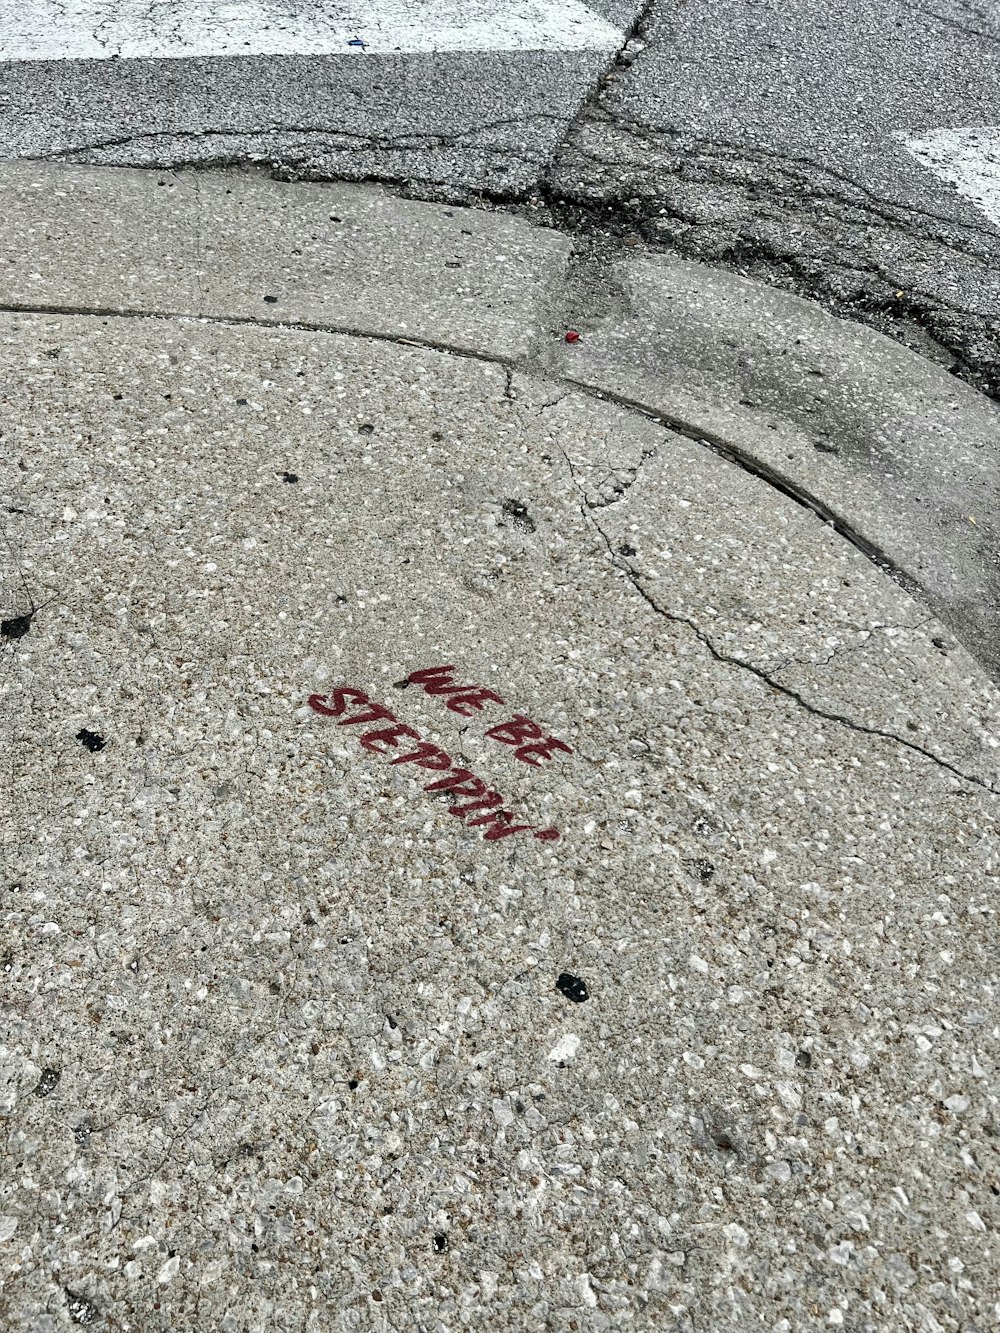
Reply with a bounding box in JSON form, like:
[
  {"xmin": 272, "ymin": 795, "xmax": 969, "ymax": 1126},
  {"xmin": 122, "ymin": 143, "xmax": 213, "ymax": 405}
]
[
  {"xmin": 901, "ymin": 126, "xmax": 1000, "ymax": 229},
  {"xmin": 0, "ymin": 0, "xmax": 622, "ymax": 61}
]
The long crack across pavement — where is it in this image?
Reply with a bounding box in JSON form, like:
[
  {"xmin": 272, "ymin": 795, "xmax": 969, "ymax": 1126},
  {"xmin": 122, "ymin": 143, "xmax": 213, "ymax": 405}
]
[
  {"xmin": 40, "ymin": 113, "xmax": 575, "ymax": 165},
  {"xmin": 569, "ymin": 481, "xmax": 1000, "ymax": 798}
]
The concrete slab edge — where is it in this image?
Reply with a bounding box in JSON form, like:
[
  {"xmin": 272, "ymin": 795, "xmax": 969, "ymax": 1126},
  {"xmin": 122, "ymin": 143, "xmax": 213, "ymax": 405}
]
[{"xmin": 1, "ymin": 162, "xmax": 996, "ymax": 681}]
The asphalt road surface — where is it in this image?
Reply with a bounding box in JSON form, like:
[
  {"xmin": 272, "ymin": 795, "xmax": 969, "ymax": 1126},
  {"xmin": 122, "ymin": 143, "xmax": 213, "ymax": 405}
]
[
  {"xmin": 1, "ymin": 1, "xmax": 998, "ymax": 397},
  {"xmin": 547, "ymin": 0, "xmax": 1000, "ymax": 399}
]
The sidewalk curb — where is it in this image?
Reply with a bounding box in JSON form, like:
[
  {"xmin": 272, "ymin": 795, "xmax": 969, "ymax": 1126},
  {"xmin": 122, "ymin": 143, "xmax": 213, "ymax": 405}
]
[
  {"xmin": 2, "ymin": 161, "xmax": 997, "ymax": 678},
  {"xmin": 542, "ymin": 250, "xmax": 1000, "ymax": 680}
]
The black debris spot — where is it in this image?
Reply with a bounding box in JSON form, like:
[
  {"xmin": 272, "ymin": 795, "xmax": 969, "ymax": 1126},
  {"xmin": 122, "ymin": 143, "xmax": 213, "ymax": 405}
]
[
  {"xmin": 1, "ymin": 612, "xmax": 33, "ymax": 640},
  {"xmin": 73, "ymin": 1125, "xmax": 91, "ymax": 1148},
  {"xmin": 44, "ymin": 348, "xmax": 61, "ymax": 358},
  {"xmin": 618, "ymin": 543, "xmax": 637, "ymax": 557},
  {"xmin": 431, "ymin": 431, "xmax": 443, "ymax": 441},
  {"xmin": 163, "ymin": 393, "xmax": 172, "ymax": 400},
  {"xmin": 708, "ymin": 1124, "xmax": 737, "ymax": 1153},
  {"xmin": 358, "ymin": 423, "xmax": 375, "ymax": 436},
  {"xmin": 433, "ymin": 1233, "xmax": 449, "ymax": 1253},
  {"xmin": 112, "ymin": 393, "xmax": 123, "ymax": 400},
  {"xmin": 34, "ymin": 1068, "xmax": 61, "ymax": 1097},
  {"xmin": 393, "ymin": 676, "xmax": 411, "ymax": 689},
  {"xmin": 348, "ymin": 1078, "xmax": 360, "ymax": 1091},
  {"xmin": 280, "ymin": 471, "xmax": 299, "ymax": 484},
  {"xmin": 236, "ymin": 397, "xmax": 248, "ymax": 406},
  {"xmin": 263, "ymin": 295, "xmax": 278, "ymax": 304},
  {"xmin": 693, "ymin": 858, "xmax": 715, "ymax": 883},
  {"xmin": 76, "ymin": 729, "xmax": 106, "ymax": 752},
  {"xmin": 813, "ymin": 441, "xmax": 839, "ymax": 454},
  {"xmin": 329, "ymin": 215, "xmax": 342, "ymax": 223},
  {"xmin": 555, "ymin": 972, "xmax": 589, "ymax": 1003},
  {"xmin": 501, "ymin": 498, "xmax": 536, "ymax": 533},
  {"xmin": 335, "ymin": 593, "xmax": 348, "ymax": 604},
  {"xmin": 931, "ymin": 637, "xmax": 948, "ymax": 651},
  {"xmin": 445, "ymin": 261, "xmax": 461, "ymax": 268},
  {"xmin": 66, "ymin": 1292, "xmax": 99, "ymax": 1326},
  {"xmin": 795, "ymin": 1049, "xmax": 812, "ymax": 1069}
]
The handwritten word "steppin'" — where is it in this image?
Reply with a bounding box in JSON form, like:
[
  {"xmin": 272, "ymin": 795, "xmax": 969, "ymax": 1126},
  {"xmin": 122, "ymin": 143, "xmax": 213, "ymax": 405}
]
[
  {"xmin": 403, "ymin": 666, "xmax": 573, "ymax": 768},
  {"xmin": 307, "ymin": 686, "xmax": 561, "ymax": 843}
]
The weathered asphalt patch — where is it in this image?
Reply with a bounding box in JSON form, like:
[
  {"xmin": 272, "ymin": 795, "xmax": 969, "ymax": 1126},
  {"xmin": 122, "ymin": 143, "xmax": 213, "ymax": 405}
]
[
  {"xmin": 2, "ymin": 315, "xmax": 998, "ymax": 1330},
  {"xmin": 0, "ymin": 1, "xmax": 625, "ymax": 193}
]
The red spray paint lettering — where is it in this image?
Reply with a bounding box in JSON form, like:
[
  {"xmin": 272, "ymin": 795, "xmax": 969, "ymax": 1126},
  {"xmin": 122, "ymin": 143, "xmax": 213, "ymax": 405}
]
[
  {"xmin": 404, "ymin": 665, "xmax": 505, "ymax": 717},
  {"xmin": 307, "ymin": 688, "xmax": 560, "ymax": 843},
  {"xmin": 404, "ymin": 666, "xmax": 573, "ymax": 766}
]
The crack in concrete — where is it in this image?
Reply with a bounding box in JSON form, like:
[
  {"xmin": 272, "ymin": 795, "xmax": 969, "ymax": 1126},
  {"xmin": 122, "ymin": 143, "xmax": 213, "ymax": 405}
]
[
  {"xmin": 767, "ymin": 614, "xmax": 937, "ymax": 675},
  {"xmin": 567, "ymin": 446, "xmax": 657, "ymax": 510},
  {"xmin": 553, "ymin": 372, "xmax": 923, "ymax": 598},
  {"xmin": 567, "ymin": 485, "xmax": 998, "ymax": 797},
  {"xmin": 0, "ymin": 294, "xmax": 986, "ymax": 687},
  {"xmin": 904, "ymin": 0, "xmax": 1000, "ymax": 44}
]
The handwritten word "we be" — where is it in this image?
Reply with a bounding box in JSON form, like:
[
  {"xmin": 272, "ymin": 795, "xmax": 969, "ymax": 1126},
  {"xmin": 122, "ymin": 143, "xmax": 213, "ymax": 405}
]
[{"xmin": 402, "ymin": 665, "xmax": 573, "ymax": 768}]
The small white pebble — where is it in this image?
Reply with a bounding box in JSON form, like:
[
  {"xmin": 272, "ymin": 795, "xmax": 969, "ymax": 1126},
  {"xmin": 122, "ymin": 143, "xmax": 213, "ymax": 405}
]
[
  {"xmin": 157, "ymin": 1255, "xmax": 180, "ymax": 1284},
  {"xmin": 547, "ymin": 1034, "xmax": 581, "ymax": 1065}
]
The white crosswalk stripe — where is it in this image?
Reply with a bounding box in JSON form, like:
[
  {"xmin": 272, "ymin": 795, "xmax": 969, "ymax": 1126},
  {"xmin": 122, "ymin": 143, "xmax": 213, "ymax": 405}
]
[
  {"xmin": 901, "ymin": 126, "xmax": 1000, "ymax": 229},
  {"xmin": 1, "ymin": 0, "xmax": 622, "ymax": 60}
]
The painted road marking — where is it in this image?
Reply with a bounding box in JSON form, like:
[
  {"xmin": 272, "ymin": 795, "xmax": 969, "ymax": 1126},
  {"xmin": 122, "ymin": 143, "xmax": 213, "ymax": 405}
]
[
  {"xmin": 0, "ymin": 0, "xmax": 623, "ymax": 62},
  {"xmin": 901, "ymin": 126, "xmax": 1000, "ymax": 229}
]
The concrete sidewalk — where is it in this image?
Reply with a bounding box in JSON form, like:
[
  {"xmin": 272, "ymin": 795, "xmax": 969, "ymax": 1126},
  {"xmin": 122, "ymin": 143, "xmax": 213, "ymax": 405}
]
[{"xmin": 1, "ymin": 166, "xmax": 998, "ymax": 1333}]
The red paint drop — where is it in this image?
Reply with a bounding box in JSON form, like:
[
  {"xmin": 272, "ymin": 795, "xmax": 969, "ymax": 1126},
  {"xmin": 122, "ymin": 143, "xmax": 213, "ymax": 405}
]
[{"xmin": 564, "ymin": 330, "xmax": 581, "ymax": 344}]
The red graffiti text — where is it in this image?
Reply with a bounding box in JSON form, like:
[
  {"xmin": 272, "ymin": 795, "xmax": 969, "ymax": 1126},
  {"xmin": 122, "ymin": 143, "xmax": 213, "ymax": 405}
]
[
  {"xmin": 308, "ymin": 685, "xmax": 561, "ymax": 843},
  {"xmin": 404, "ymin": 665, "xmax": 572, "ymax": 768}
]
